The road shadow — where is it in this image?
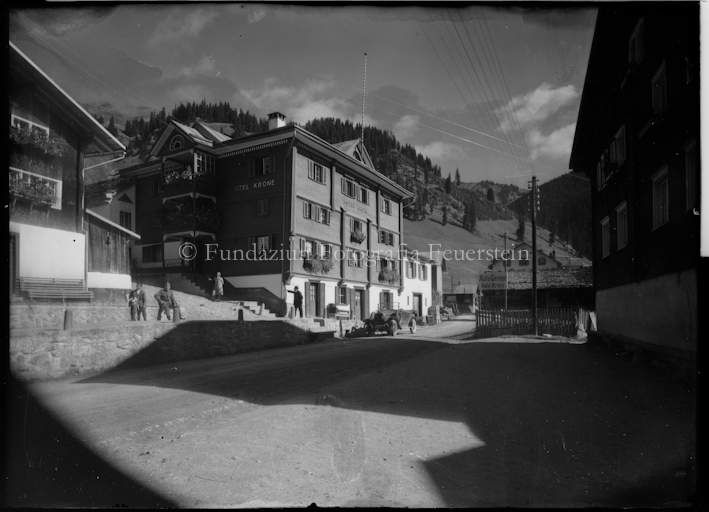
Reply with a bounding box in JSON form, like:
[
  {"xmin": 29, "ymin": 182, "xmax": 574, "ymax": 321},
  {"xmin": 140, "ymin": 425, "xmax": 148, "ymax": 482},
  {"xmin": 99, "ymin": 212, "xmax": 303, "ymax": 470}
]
[
  {"xmin": 69, "ymin": 334, "xmax": 698, "ymax": 507},
  {"xmin": 3, "ymin": 374, "xmax": 176, "ymax": 508}
]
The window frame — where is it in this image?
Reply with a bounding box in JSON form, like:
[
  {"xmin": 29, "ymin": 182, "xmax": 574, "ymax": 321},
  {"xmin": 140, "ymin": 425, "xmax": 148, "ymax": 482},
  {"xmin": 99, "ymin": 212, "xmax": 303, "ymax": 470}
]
[
  {"xmin": 380, "ymin": 197, "xmax": 392, "ymax": 215},
  {"xmin": 141, "ymin": 244, "xmax": 163, "ymax": 264},
  {"xmin": 257, "ymin": 197, "xmax": 269, "ymax": 216},
  {"xmin": 169, "ymin": 134, "xmax": 185, "ymax": 151},
  {"xmin": 628, "ymin": 18, "xmax": 644, "ymax": 66},
  {"xmin": 651, "ymin": 166, "xmax": 669, "ymax": 230},
  {"xmin": 119, "ymin": 211, "xmax": 132, "ymax": 230},
  {"xmin": 308, "ymin": 160, "xmax": 328, "ymax": 185},
  {"xmin": 652, "ymin": 61, "xmax": 668, "ymax": 117},
  {"xmin": 249, "ymin": 155, "xmax": 274, "ymax": 177},
  {"xmin": 11, "ymin": 114, "xmax": 49, "ymax": 135},
  {"xmin": 616, "ymin": 201, "xmax": 628, "ymax": 250},
  {"xmin": 9, "ymin": 166, "xmax": 62, "ymax": 209}
]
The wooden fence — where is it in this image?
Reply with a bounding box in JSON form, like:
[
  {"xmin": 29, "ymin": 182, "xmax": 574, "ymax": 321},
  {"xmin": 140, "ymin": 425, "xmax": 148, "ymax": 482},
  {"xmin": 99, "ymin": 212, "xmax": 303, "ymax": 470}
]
[{"xmin": 476, "ymin": 307, "xmax": 576, "ymax": 338}]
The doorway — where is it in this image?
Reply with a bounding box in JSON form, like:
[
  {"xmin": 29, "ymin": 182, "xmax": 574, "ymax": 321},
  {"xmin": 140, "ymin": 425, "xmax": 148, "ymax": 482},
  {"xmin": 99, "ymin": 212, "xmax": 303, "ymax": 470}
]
[
  {"xmin": 413, "ymin": 293, "xmax": 423, "ymax": 316},
  {"xmin": 355, "ymin": 289, "xmax": 366, "ymax": 321},
  {"xmin": 305, "ymin": 281, "xmax": 324, "ymax": 318}
]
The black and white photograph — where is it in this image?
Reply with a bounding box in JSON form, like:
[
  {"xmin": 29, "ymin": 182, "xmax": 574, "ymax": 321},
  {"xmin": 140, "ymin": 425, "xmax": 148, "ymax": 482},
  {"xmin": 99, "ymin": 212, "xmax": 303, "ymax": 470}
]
[{"xmin": 5, "ymin": 2, "xmax": 699, "ymax": 508}]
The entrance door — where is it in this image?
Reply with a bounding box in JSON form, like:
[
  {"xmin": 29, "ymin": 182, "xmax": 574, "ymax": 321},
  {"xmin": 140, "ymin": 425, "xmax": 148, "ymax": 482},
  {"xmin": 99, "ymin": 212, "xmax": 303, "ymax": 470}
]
[
  {"xmin": 305, "ymin": 281, "xmax": 324, "ymax": 318},
  {"xmin": 380, "ymin": 290, "xmax": 393, "ymax": 310},
  {"xmin": 355, "ymin": 289, "xmax": 365, "ymax": 321},
  {"xmin": 413, "ymin": 293, "xmax": 422, "ymax": 316}
]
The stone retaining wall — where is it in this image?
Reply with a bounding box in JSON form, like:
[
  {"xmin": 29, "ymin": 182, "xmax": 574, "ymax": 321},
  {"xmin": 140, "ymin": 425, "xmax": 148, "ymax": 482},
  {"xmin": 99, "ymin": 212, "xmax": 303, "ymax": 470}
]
[{"xmin": 10, "ymin": 318, "xmax": 351, "ymax": 382}]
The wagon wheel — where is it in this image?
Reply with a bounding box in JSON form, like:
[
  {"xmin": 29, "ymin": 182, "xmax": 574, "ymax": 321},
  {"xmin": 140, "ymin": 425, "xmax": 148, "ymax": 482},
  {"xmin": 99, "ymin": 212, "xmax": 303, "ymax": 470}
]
[
  {"xmin": 409, "ymin": 319, "xmax": 417, "ymax": 334},
  {"xmin": 387, "ymin": 320, "xmax": 398, "ymax": 336}
]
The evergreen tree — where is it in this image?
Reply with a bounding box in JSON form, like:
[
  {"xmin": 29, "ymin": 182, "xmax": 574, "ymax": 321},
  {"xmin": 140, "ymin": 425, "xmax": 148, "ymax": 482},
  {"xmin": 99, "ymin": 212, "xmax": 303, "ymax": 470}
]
[
  {"xmin": 455, "ymin": 168, "xmax": 461, "ymax": 187},
  {"xmin": 549, "ymin": 231, "xmax": 555, "ymax": 246},
  {"xmin": 442, "ymin": 206, "xmax": 448, "ymax": 226},
  {"xmin": 487, "ymin": 187, "xmax": 495, "ymax": 202},
  {"xmin": 445, "ymin": 173, "xmax": 452, "ymax": 195},
  {"xmin": 107, "ymin": 116, "xmax": 118, "ymax": 136},
  {"xmin": 468, "ymin": 200, "xmax": 477, "ymax": 231}
]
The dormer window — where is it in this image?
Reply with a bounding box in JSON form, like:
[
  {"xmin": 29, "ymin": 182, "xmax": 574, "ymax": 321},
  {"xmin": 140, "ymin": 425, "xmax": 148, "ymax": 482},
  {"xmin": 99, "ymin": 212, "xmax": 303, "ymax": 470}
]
[{"xmin": 169, "ymin": 135, "xmax": 185, "ymax": 150}]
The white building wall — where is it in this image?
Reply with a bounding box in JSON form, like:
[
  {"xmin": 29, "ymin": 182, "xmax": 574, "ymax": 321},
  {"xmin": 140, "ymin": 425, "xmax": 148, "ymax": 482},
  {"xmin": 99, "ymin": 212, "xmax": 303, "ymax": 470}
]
[
  {"xmin": 225, "ymin": 273, "xmax": 283, "ymax": 299},
  {"xmin": 87, "ymin": 272, "xmax": 132, "ymax": 289},
  {"xmin": 10, "ymin": 222, "xmax": 85, "ymax": 279},
  {"xmin": 402, "ymin": 260, "xmax": 433, "ymax": 312}
]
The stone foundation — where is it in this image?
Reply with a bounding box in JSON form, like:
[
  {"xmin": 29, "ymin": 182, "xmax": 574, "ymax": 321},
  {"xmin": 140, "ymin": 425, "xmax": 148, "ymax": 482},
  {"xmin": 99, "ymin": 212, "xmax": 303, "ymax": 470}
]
[{"xmin": 10, "ymin": 318, "xmax": 348, "ymax": 382}]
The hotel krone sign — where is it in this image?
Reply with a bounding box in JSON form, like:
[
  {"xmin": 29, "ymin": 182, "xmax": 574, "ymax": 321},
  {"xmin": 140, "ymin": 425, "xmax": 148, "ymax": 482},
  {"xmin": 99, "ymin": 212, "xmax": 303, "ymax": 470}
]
[{"xmin": 478, "ymin": 272, "xmax": 508, "ymax": 291}]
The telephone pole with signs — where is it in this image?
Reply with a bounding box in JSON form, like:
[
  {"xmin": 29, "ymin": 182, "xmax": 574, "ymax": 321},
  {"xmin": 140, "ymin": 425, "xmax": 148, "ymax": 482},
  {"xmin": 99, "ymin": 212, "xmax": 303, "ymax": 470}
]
[
  {"xmin": 503, "ymin": 231, "xmax": 508, "ymax": 311},
  {"xmin": 528, "ymin": 177, "xmax": 540, "ymax": 335}
]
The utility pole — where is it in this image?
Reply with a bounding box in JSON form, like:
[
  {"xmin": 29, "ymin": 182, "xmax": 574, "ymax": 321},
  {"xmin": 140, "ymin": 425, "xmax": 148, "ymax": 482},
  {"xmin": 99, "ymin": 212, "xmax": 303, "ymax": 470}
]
[
  {"xmin": 528, "ymin": 176, "xmax": 540, "ymax": 335},
  {"xmin": 503, "ymin": 231, "xmax": 508, "ymax": 311}
]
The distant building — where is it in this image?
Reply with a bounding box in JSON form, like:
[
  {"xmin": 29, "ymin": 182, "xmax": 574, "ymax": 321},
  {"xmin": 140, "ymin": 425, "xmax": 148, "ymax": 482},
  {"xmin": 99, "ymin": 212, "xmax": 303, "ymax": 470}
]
[
  {"xmin": 8, "ymin": 42, "xmax": 128, "ymax": 300},
  {"xmin": 569, "ymin": 4, "xmax": 699, "ymax": 359},
  {"xmin": 481, "ymin": 267, "xmax": 594, "ymax": 310},
  {"xmin": 121, "ymin": 113, "xmax": 423, "ymax": 318},
  {"xmin": 487, "ymin": 242, "xmax": 562, "ymax": 272}
]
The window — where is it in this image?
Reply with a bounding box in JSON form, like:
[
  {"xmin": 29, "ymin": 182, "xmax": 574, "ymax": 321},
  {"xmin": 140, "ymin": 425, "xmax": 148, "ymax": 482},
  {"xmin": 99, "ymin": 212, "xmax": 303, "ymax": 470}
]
[
  {"xmin": 341, "ymin": 178, "xmax": 356, "ymax": 198},
  {"xmin": 257, "ymin": 198, "xmax": 269, "ymax": 216},
  {"xmin": 628, "ymin": 19, "xmax": 644, "ymax": 66},
  {"xmin": 377, "ymin": 258, "xmax": 398, "ymax": 271},
  {"xmin": 9, "ymin": 167, "xmax": 62, "ymax": 209},
  {"xmin": 249, "ymin": 155, "xmax": 274, "ymax": 177},
  {"xmin": 196, "ymin": 152, "xmax": 215, "ymax": 177},
  {"xmin": 11, "ymin": 114, "xmax": 49, "ymax": 135},
  {"xmin": 359, "ymin": 186, "xmax": 369, "ymax": 204},
  {"xmin": 304, "ymin": 201, "xmax": 331, "ymax": 225},
  {"xmin": 614, "ymin": 126, "xmax": 626, "ymax": 168},
  {"xmin": 652, "ymin": 62, "xmax": 668, "ymax": 117},
  {"xmin": 378, "ymin": 229, "xmax": 395, "ymax": 246},
  {"xmin": 119, "ymin": 211, "xmax": 132, "ymax": 230},
  {"xmin": 381, "ymin": 197, "xmax": 392, "ymax": 215},
  {"xmin": 420, "ymin": 265, "xmax": 427, "ymax": 281},
  {"xmin": 518, "ymin": 250, "xmax": 530, "ymax": 266},
  {"xmin": 616, "ymin": 201, "xmax": 628, "ymax": 249},
  {"xmin": 321, "ymin": 244, "xmax": 332, "ymax": 259},
  {"xmin": 601, "ymin": 216, "xmax": 610, "ymax": 258},
  {"xmin": 169, "ymin": 135, "xmax": 185, "ymax": 151},
  {"xmin": 652, "ymin": 166, "xmax": 669, "ymax": 229},
  {"xmin": 406, "ymin": 261, "xmax": 417, "ymax": 279},
  {"xmin": 685, "ymin": 140, "xmax": 698, "ymax": 211},
  {"xmin": 348, "ymin": 250, "xmax": 364, "ymax": 268},
  {"xmin": 142, "ymin": 244, "xmax": 163, "ymax": 263},
  {"xmin": 337, "ymin": 287, "xmax": 348, "ymax": 304},
  {"xmin": 150, "ymin": 178, "xmax": 160, "ymax": 197},
  {"xmin": 308, "ymin": 161, "xmax": 327, "ymax": 184},
  {"xmin": 538, "ymin": 257, "xmax": 547, "ymax": 265},
  {"xmin": 152, "ymin": 214, "xmax": 162, "ymax": 228},
  {"xmin": 257, "ymin": 236, "xmax": 271, "ymax": 253},
  {"xmin": 597, "ymin": 162, "xmax": 605, "ymax": 191},
  {"xmin": 350, "ymin": 218, "xmax": 363, "ymax": 234}
]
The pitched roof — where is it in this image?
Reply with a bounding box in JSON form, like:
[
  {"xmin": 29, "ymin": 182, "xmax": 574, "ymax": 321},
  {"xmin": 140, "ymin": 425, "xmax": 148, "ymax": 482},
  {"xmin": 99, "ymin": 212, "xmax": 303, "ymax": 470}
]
[
  {"xmin": 193, "ymin": 120, "xmax": 232, "ymax": 143},
  {"xmin": 9, "ymin": 42, "xmax": 125, "ymax": 156},
  {"xmin": 330, "ymin": 138, "xmax": 375, "ymax": 170},
  {"xmin": 85, "ymin": 176, "xmax": 134, "ymax": 207},
  {"xmin": 504, "ymin": 267, "xmax": 593, "ymax": 291}
]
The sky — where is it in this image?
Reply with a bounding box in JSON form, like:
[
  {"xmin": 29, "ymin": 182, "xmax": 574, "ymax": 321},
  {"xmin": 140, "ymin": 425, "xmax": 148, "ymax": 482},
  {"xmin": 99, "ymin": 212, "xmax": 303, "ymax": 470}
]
[{"xmin": 9, "ymin": 4, "xmax": 597, "ymax": 187}]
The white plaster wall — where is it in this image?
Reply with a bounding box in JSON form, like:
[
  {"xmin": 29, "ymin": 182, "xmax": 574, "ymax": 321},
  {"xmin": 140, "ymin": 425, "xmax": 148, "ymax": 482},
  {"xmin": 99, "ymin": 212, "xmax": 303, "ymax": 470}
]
[
  {"xmin": 87, "ymin": 272, "xmax": 132, "ymax": 289},
  {"xmin": 597, "ymin": 268, "xmax": 697, "ymax": 354},
  {"xmin": 10, "ymin": 222, "xmax": 85, "ymax": 279},
  {"xmin": 226, "ymin": 273, "xmax": 283, "ymax": 299},
  {"xmin": 402, "ymin": 261, "xmax": 433, "ymax": 311}
]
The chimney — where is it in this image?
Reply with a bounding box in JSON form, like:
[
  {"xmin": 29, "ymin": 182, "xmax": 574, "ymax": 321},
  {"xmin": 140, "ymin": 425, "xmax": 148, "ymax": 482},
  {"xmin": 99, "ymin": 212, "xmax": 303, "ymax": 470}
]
[{"xmin": 268, "ymin": 112, "xmax": 286, "ymax": 130}]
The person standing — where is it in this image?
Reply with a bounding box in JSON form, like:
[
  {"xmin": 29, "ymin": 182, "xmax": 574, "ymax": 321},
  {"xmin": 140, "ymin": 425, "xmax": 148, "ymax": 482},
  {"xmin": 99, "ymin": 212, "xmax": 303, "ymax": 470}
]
[
  {"xmin": 288, "ymin": 285, "xmax": 304, "ymax": 318},
  {"xmin": 154, "ymin": 282, "xmax": 178, "ymax": 321},
  {"xmin": 126, "ymin": 283, "xmax": 148, "ymax": 321},
  {"xmin": 211, "ymin": 272, "xmax": 224, "ymax": 302}
]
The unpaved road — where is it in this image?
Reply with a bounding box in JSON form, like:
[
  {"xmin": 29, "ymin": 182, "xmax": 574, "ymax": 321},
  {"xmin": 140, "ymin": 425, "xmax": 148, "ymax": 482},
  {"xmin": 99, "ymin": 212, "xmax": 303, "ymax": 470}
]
[{"xmin": 6, "ymin": 336, "xmax": 696, "ymax": 508}]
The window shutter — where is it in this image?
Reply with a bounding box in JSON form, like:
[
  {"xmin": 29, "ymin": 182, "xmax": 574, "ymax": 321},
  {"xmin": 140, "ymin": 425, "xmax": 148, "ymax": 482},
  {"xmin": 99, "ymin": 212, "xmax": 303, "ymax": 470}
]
[
  {"xmin": 305, "ymin": 282, "xmax": 311, "ymax": 317},
  {"xmin": 318, "ymin": 282, "xmax": 326, "ymax": 317},
  {"xmin": 348, "ymin": 288, "xmax": 354, "ymax": 308},
  {"xmin": 325, "ymin": 210, "xmax": 330, "ymax": 225},
  {"xmin": 376, "ymin": 258, "xmax": 381, "ymax": 271},
  {"xmin": 388, "ymin": 233, "xmax": 394, "ymax": 246},
  {"xmin": 323, "ymin": 166, "xmax": 328, "ymax": 184},
  {"xmin": 249, "ymin": 160, "xmax": 255, "ymax": 177},
  {"xmin": 299, "ymin": 238, "xmax": 305, "ymax": 255},
  {"xmin": 379, "ymin": 291, "xmax": 384, "ymax": 309},
  {"xmin": 308, "ymin": 161, "xmax": 314, "ymax": 179},
  {"xmin": 350, "ymin": 218, "xmax": 354, "ymax": 232},
  {"xmin": 341, "ymin": 177, "xmax": 346, "ymax": 194},
  {"xmin": 303, "ymin": 201, "xmax": 308, "ymax": 218}
]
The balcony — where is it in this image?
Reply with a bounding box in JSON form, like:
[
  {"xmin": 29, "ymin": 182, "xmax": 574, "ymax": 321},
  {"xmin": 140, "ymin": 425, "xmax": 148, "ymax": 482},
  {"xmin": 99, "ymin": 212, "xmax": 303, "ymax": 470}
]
[
  {"xmin": 161, "ymin": 202, "xmax": 220, "ymax": 237},
  {"xmin": 161, "ymin": 164, "xmax": 217, "ymax": 202}
]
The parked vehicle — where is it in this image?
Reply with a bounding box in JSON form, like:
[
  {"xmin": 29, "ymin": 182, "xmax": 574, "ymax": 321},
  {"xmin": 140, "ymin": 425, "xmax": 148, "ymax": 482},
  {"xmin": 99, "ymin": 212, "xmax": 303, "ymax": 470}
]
[{"xmin": 364, "ymin": 303, "xmax": 425, "ymax": 336}]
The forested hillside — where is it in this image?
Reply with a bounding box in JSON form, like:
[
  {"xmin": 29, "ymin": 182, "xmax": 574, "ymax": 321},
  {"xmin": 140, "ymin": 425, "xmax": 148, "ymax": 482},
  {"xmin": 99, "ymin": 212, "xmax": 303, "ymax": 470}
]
[{"xmin": 509, "ymin": 173, "xmax": 592, "ymax": 259}]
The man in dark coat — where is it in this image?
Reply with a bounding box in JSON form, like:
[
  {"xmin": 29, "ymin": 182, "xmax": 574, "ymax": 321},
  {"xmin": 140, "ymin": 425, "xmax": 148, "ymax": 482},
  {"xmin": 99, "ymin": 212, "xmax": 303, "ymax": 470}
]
[
  {"xmin": 154, "ymin": 282, "xmax": 178, "ymax": 321},
  {"xmin": 126, "ymin": 283, "xmax": 147, "ymax": 321},
  {"xmin": 288, "ymin": 285, "xmax": 304, "ymax": 318}
]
